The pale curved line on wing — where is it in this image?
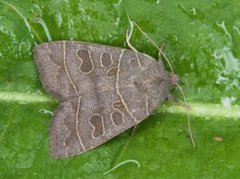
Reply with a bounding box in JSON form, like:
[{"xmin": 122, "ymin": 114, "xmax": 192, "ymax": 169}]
[
  {"xmin": 62, "ymin": 41, "xmax": 79, "ymax": 96},
  {"xmin": 75, "ymin": 96, "xmax": 86, "ymax": 150},
  {"xmin": 116, "ymin": 49, "xmax": 137, "ymax": 122}
]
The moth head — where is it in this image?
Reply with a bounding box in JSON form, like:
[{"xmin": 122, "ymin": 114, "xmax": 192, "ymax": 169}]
[{"xmin": 169, "ymin": 73, "xmax": 180, "ymax": 86}]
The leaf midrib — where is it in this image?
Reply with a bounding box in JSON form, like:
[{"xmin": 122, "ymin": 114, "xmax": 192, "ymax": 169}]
[{"xmin": 0, "ymin": 91, "xmax": 239, "ymax": 119}]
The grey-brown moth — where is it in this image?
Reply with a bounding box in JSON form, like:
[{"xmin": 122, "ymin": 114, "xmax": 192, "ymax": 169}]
[{"xmin": 33, "ymin": 41, "xmax": 179, "ymax": 159}]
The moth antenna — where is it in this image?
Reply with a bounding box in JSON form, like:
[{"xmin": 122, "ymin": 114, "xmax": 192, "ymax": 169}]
[
  {"xmin": 126, "ymin": 17, "xmax": 195, "ymax": 148},
  {"xmin": 177, "ymin": 84, "xmax": 196, "ymax": 148},
  {"xmin": 126, "ymin": 11, "xmax": 173, "ymax": 72},
  {"xmin": 157, "ymin": 48, "xmax": 174, "ymax": 73},
  {"xmin": 131, "ymin": 21, "xmax": 174, "ymax": 73}
]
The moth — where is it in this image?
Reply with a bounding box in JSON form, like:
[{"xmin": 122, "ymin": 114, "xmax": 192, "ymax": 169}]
[{"xmin": 33, "ymin": 40, "xmax": 179, "ymax": 159}]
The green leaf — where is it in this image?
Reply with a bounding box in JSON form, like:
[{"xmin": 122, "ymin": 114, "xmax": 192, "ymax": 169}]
[{"xmin": 1, "ymin": 0, "xmax": 240, "ymax": 178}]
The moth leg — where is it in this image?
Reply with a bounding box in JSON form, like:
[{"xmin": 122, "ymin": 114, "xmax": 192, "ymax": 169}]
[
  {"xmin": 167, "ymin": 93, "xmax": 191, "ymax": 110},
  {"xmin": 131, "ymin": 125, "xmax": 138, "ymax": 136},
  {"xmin": 125, "ymin": 30, "xmax": 138, "ymax": 52}
]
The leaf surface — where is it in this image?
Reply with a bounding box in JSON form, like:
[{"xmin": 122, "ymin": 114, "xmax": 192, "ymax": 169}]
[{"xmin": 0, "ymin": 0, "xmax": 240, "ymax": 178}]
